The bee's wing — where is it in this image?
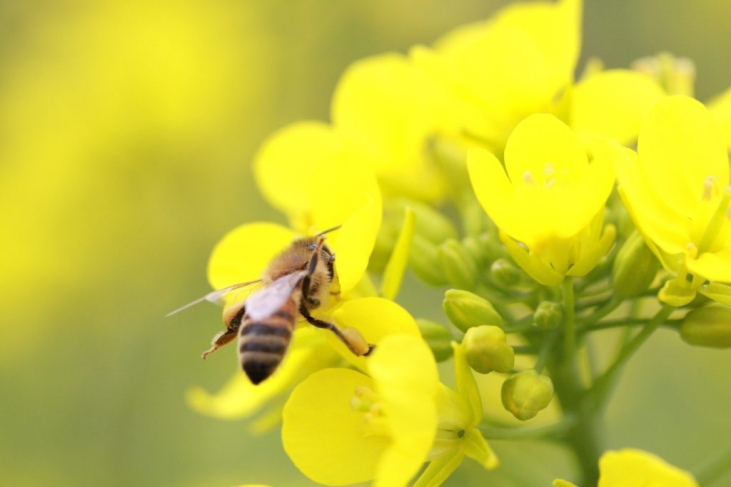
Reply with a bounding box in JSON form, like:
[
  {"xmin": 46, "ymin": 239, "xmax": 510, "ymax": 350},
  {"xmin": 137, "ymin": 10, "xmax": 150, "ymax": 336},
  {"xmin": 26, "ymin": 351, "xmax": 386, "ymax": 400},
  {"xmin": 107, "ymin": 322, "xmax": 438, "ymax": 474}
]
[
  {"xmin": 166, "ymin": 280, "xmax": 262, "ymax": 317},
  {"xmin": 245, "ymin": 270, "xmax": 307, "ymax": 321}
]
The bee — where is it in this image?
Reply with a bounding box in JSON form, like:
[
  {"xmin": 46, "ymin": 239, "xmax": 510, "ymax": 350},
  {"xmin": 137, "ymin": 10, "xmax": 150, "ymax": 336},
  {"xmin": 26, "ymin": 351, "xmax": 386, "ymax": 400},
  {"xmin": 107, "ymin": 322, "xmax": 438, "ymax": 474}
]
[{"xmin": 169, "ymin": 227, "xmax": 373, "ymax": 384}]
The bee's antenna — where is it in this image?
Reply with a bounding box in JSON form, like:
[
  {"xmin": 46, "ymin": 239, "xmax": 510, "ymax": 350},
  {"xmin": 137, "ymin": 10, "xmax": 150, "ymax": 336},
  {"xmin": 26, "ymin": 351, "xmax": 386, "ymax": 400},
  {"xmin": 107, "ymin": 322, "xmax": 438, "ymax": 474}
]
[{"xmin": 315, "ymin": 225, "xmax": 342, "ymax": 237}]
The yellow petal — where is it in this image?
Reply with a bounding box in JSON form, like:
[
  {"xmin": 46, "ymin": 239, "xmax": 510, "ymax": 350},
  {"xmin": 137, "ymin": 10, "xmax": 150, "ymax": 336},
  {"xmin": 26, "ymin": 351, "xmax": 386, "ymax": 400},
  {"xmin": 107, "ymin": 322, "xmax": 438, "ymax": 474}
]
[
  {"xmin": 573, "ymin": 70, "xmax": 665, "ymax": 145},
  {"xmin": 493, "ymin": 0, "xmax": 581, "ymax": 86},
  {"xmin": 207, "ymin": 222, "xmax": 297, "ymax": 289},
  {"xmin": 466, "ymin": 147, "xmax": 515, "ymax": 235},
  {"xmin": 282, "ymin": 369, "xmax": 387, "ymax": 486},
  {"xmin": 187, "ymin": 327, "xmax": 339, "ymax": 422},
  {"xmin": 598, "ymin": 449, "xmax": 698, "ymax": 487},
  {"xmin": 637, "ymin": 95, "xmax": 728, "ymax": 218},
  {"xmin": 686, "ymin": 245, "xmax": 731, "ymax": 282},
  {"xmin": 330, "ymin": 197, "xmax": 382, "ymax": 294},
  {"xmin": 328, "ymin": 297, "xmax": 420, "ymax": 371},
  {"xmin": 553, "ymin": 481, "xmax": 579, "ymax": 487},
  {"xmin": 504, "ymin": 113, "xmax": 587, "ymax": 186},
  {"xmin": 614, "ymin": 148, "xmax": 689, "ymax": 257},
  {"xmin": 381, "ymin": 207, "xmax": 416, "ymax": 300},
  {"xmin": 306, "ymin": 151, "xmax": 382, "ymax": 294},
  {"xmin": 253, "ymin": 122, "xmax": 340, "ymax": 217},
  {"xmin": 369, "ymin": 334, "xmax": 439, "ymax": 487}
]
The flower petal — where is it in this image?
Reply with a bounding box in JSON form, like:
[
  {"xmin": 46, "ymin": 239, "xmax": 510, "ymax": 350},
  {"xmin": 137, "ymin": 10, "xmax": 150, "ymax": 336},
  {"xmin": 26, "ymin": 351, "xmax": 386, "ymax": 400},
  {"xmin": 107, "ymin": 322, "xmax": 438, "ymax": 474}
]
[
  {"xmin": 283, "ymin": 368, "xmax": 388, "ymax": 486},
  {"xmin": 327, "ymin": 297, "xmax": 420, "ymax": 371},
  {"xmin": 451, "ymin": 342, "xmax": 482, "ymax": 427},
  {"xmin": 187, "ymin": 327, "xmax": 339, "ymax": 423},
  {"xmin": 253, "ymin": 122, "xmax": 340, "ymax": 218},
  {"xmin": 462, "ymin": 428, "xmax": 499, "ymax": 470},
  {"xmin": 598, "ymin": 449, "xmax": 698, "ymax": 487},
  {"xmin": 572, "ymin": 70, "xmax": 664, "ymax": 145},
  {"xmin": 637, "ymin": 95, "xmax": 728, "ymax": 218},
  {"xmin": 687, "ymin": 245, "xmax": 731, "ymax": 282},
  {"xmin": 207, "ymin": 222, "xmax": 297, "ymax": 289},
  {"xmin": 369, "ymin": 334, "xmax": 439, "ymax": 487}
]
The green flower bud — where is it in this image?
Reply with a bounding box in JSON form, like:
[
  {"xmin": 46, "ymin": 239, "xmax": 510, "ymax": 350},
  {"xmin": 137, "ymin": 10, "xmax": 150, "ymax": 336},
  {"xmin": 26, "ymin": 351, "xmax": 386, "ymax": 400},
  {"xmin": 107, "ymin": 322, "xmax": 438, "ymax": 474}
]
[
  {"xmin": 490, "ymin": 258, "xmax": 522, "ymax": 287},
  {"xmin": 443, "ymin": 289, "xmax": 504, "ymax": 332},
  {"xmin": 612, "ymin": 231, "xmax": 660, "ymax": 298},
  {"xmin": 461, "ymin": 234, "xmax": 491, "ymax": 267},
  {"xmin": 533, "ymin": 301, "xmax": 563, "ymax": 330},
  {"xmin": 392, "ymin": 197, "xmax": 457, "ymax": 244},
  {"xmin": 416, "ymin": 319, "xmax": 454, "ymax": 362},
  {"xmin": 680, "ymin": 304, "xmax": 731, "ymax": 348},
  {"xmin": 501, "ymin": 370, "xmax": 554, "ymax": 421},
  {"xmin": 463, "ymin": 325, "xmax": 514, "ymax": 374},
  {"xmin": 409, "ymin": 234, "xmax": 448, "ymax": 286},
  {"xmin": 438, "ymin": 239, "xmax": 478, "ymax": 290}
]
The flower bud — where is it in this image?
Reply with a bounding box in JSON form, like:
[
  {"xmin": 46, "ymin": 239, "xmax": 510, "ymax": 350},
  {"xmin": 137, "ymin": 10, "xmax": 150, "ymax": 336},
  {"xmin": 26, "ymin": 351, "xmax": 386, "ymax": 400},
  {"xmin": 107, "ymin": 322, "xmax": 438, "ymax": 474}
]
[
  {"xmin": 461, "ymin": 234, "xmax": 491, "ymax": 267},
  {"xmin": 416, "ymin": 319, "xmax": 453, "ymax": 362},
  {"xmin": 533, "ymin": 301, "xmax": 563, "ymax": 330},
  {"xmin": 680, "ymin": 304, "xmax": 731, "ymax": 348},
  {"xmin": 501, "ymin": 370, "xmax": 554, "ymax": 421},
  {"xmin": 490, "ymin": 258, "xmax": 522, "ymax": 287},
  {"xmin": 443, "ymin": 289, "xmax": 504, "ymax": 332},
  {"xmin": 438, "ymin": 239, "xmax": 478, "ymax": 290},
  {"xmin": 612, "ymin": 231, "xmax": 660, "ymax": 298},
  {"xmin": 463, "ymin": 326, "xmax": 514, "ymax": 374},
  {"xmin": 409, "ymin": 234, "xmax": 448, "ymax": 286}
]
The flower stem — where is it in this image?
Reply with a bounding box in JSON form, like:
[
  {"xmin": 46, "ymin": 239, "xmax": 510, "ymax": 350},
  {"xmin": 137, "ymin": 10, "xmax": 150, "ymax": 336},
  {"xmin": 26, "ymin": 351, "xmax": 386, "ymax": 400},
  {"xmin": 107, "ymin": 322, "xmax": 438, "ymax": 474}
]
[{"xmin": 562, "ymin": 277, "xmax": 576, "ymax": 361}]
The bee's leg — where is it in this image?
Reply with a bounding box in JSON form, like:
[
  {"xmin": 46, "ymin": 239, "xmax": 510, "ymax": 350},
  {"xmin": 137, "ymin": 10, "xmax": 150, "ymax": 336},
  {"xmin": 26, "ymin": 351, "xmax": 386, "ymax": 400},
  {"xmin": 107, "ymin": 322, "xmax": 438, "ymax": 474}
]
[
  {"xmin": 201, "ymin": 329, "xmax": 237, "ymax": 359},
  {"xmin": 299, "ymin": 304, "xmax": 375, "ymax": 356},
  {"xmin": 202, "ymin": 309, "xmax": 243, "ymax": 359}
]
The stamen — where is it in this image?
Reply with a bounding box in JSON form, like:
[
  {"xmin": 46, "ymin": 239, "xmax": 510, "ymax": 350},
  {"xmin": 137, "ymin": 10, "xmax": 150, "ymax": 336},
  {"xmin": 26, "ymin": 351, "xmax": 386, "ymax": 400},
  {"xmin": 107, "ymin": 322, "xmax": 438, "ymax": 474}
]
[
  {"xmin": 523, "ymin": 171, "xmax": 535, "ymax": 185},
  {"xmin": 703, "ymin": 176, "xmax": 717, "ymax": 201},
  {"xmin": 696, "ymin": 187, "xmax": 731, "ymax": 255}
]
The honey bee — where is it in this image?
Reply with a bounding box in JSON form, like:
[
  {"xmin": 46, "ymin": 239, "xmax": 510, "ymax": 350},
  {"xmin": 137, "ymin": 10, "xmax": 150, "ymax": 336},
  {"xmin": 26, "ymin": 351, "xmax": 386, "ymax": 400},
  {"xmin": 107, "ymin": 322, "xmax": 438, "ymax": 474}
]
[{"xmin": 169, "ymin": 227, "xmax": 374, "ymax": 384}]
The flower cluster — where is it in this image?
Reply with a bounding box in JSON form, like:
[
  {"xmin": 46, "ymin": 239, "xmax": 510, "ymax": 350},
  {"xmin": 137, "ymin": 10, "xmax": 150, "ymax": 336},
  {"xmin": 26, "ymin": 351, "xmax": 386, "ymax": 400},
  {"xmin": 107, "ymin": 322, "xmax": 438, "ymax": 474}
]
[{"xmin": 186, "ymin": 0, "xmax": 731, "ymax": 485}]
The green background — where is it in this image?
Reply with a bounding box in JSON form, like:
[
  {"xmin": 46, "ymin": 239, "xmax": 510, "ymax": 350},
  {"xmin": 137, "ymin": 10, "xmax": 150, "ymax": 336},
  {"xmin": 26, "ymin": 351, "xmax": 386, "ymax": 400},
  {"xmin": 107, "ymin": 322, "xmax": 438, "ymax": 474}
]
[{"xmin": 1, "ymin": 1, "xmax": 730, "ymax": 485}]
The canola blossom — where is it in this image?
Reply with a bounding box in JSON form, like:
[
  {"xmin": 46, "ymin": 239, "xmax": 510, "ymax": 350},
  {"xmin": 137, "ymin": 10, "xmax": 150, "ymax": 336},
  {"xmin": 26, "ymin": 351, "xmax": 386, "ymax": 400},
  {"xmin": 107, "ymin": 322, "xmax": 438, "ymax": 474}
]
[{"xmin": 187, "ymin": 0, "xmax": 731, "ymax": 485}]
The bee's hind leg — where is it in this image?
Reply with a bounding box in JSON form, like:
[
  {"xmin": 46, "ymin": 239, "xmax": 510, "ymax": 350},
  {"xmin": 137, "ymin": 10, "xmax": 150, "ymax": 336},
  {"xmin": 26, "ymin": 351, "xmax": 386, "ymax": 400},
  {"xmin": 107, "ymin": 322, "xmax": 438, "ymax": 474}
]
[
  {"xmin": 299, "ymin": 304, "xmax": 374, "ymax": 357},
  {"xmin": 201, "ymin": 329, "xmax": 238, "ymax": 359}
]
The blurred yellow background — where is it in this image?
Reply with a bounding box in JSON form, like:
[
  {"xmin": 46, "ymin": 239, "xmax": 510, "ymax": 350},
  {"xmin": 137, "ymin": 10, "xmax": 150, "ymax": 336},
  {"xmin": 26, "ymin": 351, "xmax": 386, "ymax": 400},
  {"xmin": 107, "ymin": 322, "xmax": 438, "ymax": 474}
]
[{"xmin": 1, "ymin": 1, "xmax": 731, "ymax": 486}]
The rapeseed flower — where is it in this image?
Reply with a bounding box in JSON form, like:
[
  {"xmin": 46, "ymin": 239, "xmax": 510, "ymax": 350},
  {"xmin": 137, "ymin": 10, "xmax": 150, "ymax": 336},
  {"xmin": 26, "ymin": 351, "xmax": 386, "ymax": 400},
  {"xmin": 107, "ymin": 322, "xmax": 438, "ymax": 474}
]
[
  {"xmin": 282, "ymin": 335, "xmax": 496, "ymax": 487},
  {"xmin": 615, "ymin": 95, "xmax": 731, "ymax": 305},
  {"xmin": 467, "ymin": 114, "xmax": 618, "ymax": 285}
]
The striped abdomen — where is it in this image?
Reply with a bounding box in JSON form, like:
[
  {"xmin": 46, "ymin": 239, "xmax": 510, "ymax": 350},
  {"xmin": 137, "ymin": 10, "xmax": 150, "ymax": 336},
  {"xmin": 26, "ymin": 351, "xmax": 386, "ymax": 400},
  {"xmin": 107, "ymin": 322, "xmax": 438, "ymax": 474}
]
[{"xmin": 238, "ymin": 296, "xmax": 296, "ymax": 384}]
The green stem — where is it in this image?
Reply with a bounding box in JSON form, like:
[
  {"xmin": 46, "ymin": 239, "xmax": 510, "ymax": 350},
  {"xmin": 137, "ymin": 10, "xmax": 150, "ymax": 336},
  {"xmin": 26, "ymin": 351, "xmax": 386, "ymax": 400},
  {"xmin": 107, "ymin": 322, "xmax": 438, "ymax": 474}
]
[
  {"xmin": 479, "ymin": 416, "xmax": 576, "ymax": 441},
  {"xmin": 534, "ymin": 329, "xmax": 559, "ymax": 374},
  {"xmin": 548, "ymin": 356, "xmax": 603, "ymax": 485},
  {"xmin": 562, "ymin": 277, "xmax": 576, "ymax": 362},
  {"xmin": 579, "ymin": 295, "xmax": 623, "ymax": 326},
  {"xmin": 694, "ymin": 443, "xmax": 731, "ymax": 486},
  {"xmin": 589, "ymin": 304, "xmax": 675, "ymax": 412}
]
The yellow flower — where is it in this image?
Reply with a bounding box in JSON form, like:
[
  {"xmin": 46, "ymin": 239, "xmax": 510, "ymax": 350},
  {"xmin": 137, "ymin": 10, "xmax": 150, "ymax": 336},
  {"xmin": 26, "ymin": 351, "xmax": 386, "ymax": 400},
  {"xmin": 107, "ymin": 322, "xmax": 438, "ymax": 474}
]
[
  {"xmin": 615, "ymin": 95, "xmax": 731, "ymax": 305},
  {"xmin": 412, "ymin": 0, "xmax": 663, "ymax": 151},
  {"xmin": 332, "ymin": 53, "xmax": 462, "ymax": 202},
  {"xmin": 554, "ymin": 448, "xmax": 698, "ymax": 487},
  {"xmin": 467, "ymin": 114, "xmax": 618, "ymax": 286},
  {"xmin": 281, "ymin": 335, "xmax": 496, "ymax": 487}
]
